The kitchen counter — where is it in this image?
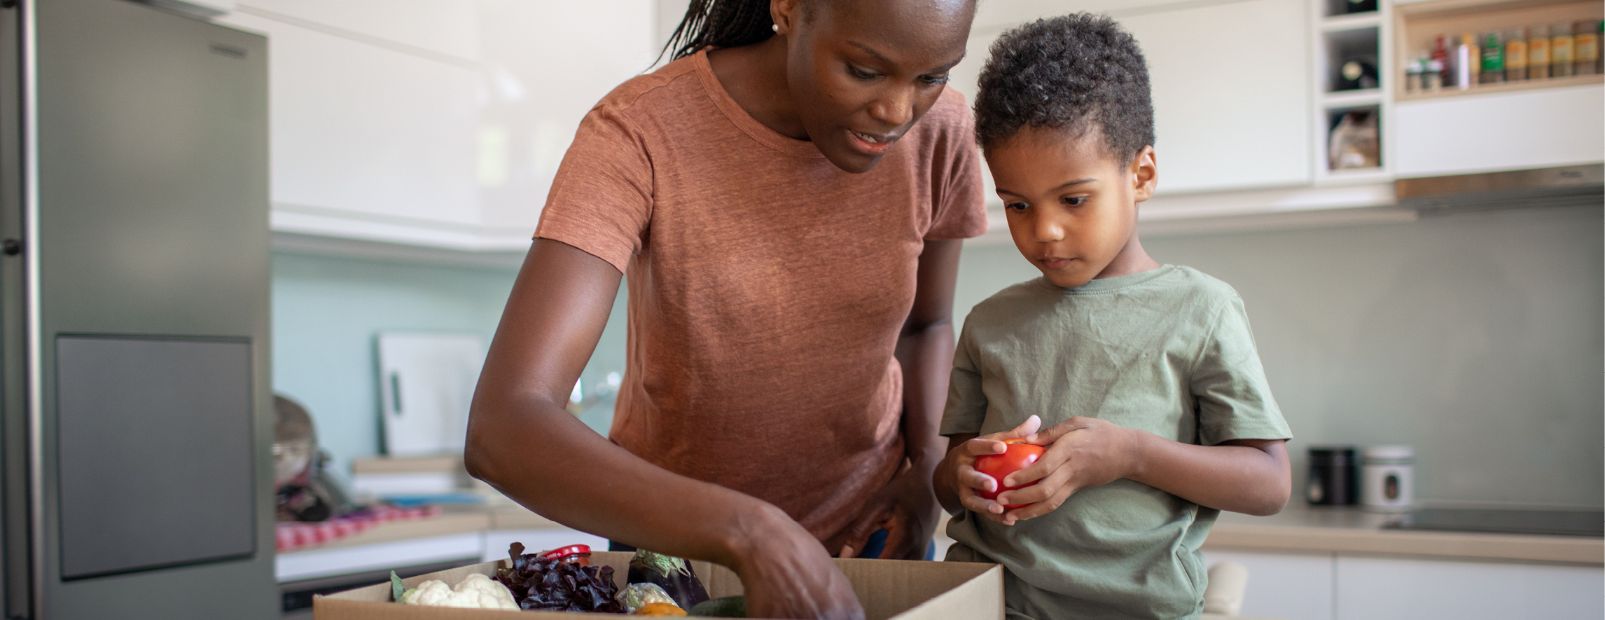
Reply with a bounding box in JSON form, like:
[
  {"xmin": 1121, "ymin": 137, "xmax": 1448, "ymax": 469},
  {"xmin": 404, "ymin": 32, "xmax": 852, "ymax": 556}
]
[
  {"xmin": 1205, "ymin": 505, "xmax": 1603, "ymax": 565},
  {"xmin": 277, "ymin": 503, "xmax": 1603, "ymax": 580}
]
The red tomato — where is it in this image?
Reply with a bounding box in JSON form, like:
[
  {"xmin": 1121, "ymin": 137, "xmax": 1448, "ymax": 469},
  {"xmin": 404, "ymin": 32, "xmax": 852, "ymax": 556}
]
[{"xmin": 975, "ymin": 439, "xmax": 1045, "ymax": 509}]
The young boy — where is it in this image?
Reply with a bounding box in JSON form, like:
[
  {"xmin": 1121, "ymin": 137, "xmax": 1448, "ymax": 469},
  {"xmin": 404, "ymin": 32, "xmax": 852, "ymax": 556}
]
[{"xmin": 933, "ymin": 14, "xmax": 1294, "ymax": 619}]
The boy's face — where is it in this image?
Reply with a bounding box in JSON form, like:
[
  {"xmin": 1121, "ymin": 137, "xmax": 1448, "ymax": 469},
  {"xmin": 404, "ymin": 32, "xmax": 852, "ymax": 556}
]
[{"xmin": 986, "ymin": 127, "xmax": 1156, "ymax": 289}]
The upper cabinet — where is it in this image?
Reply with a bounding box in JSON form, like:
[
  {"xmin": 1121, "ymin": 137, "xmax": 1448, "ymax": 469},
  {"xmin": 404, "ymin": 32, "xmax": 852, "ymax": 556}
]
[
  {"xmin": 1394, "ymin": 84, "xmax": 1602, "ymax": 176},
  {"xmin": 219, "ymin": 1, "xmax": 659, "ymax": 253},
  {"xmin": 952, "ymin": 0, "xmax": 1311, "ymax": 204},
  {"xmin": 1389, "ymin": 0, "xmax": 1603, "ymax": 178},
  {"xmin": 1123, "ymin": 0, "xmax": 1313, "ymax": 194}
]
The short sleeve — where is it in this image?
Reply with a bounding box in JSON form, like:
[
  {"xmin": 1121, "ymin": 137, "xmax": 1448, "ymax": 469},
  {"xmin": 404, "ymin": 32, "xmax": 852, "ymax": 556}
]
[
  {"xmin": 534, "ymin": 105, "xmax": 653, "ymax": 273},
  {"xmin": 924, "ymin": 94, "xmax": 988, "ymax": 241},
  {"xmin": 1191, "ymin": 296, "xmax": 1293, "ymax": 445},
  {"xmin": 939, "ymin": 319, "xmax": 988, "ymax": 436}
]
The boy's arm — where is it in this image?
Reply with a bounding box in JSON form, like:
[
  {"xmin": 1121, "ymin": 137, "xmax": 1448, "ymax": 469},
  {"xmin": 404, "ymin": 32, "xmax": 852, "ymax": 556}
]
[
  {"xmin": 1127, "ymin": 434, "xmax": 1290, "ymax": 516},
  {"xmin": 995, "ymin": 419, "xmax": 1290, "ymax": 521}
]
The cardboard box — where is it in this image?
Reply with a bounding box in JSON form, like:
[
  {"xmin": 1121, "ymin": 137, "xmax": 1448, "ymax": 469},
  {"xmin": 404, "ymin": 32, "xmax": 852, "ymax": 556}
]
[{"xmin": 314, "ymin": 551, "xmax": 1003, "ymax": 619}]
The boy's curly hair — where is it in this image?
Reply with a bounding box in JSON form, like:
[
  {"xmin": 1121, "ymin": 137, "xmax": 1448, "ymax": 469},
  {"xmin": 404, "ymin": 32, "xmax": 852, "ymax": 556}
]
[{"xmin": 973, "ymin": 13, "xmax": 1155, "ymax": 161}]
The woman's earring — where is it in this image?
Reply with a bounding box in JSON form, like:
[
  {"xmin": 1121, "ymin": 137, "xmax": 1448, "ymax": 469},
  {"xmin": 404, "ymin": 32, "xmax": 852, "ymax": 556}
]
[{"xmin": 771, "ymin": 24, "xmax": 779, "ymax": 33}]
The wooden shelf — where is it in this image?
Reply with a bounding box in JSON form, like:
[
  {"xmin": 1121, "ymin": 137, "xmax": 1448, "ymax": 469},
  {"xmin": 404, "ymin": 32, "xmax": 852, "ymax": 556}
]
[
  {"xmin": 1396, "ymin": 0, "xmax": 1588, "ymax": 19},
  {"xmin": 1396, "ymin": 73, "xmax": 1602, "ymax": 101},
  {"xmin": 1324, "ymin": 12, "xmax": 1384, "ymax": 31},
  {"xmin": 1324, "ymin": 89, "xmax": 1386, "ymax": 107}
]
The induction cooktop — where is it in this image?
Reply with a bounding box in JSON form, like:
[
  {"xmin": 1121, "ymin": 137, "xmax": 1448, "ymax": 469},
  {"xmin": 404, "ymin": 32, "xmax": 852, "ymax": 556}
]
[{"xmin": 1384, "ymin": 508, "xmax": 1603, "ymax": 537}]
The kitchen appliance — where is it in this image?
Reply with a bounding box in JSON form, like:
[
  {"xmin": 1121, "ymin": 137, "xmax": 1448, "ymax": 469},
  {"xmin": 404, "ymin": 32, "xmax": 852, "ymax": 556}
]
[
  {"xmin": 1360, "ymin": 445, "xmax": 1415, "ymax": 512},
  {"xmin": 1386, "ymin": 508, "xmax": 1604, "ymax": 537},
  {"xmin": 1396, "ymin": 164, "xmax": 1605, "ymax": 213},
  {"xmin": 1, "ymin": 0, "xmax": 276, "ymax": 617},
  {"xmin": 1306, "ymin": 446, "xmax": 1359, "ymax": 506}
]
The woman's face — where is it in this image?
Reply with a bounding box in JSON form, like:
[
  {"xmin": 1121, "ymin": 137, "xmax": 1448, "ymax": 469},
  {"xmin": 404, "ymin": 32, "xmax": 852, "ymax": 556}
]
[{"xmin": 778, "ymin": 0, "xmax": 974, "ymax": 173}]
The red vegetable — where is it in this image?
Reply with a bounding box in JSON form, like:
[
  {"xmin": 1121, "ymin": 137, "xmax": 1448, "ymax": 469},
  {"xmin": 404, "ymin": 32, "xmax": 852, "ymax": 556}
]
[
  {"xmin": 541, "ymin": 544, "xmax": 593, "ymax": 566},
  {"xmin": 975, "ymin": 439, "xmax": 1045, "ymax": 509}
]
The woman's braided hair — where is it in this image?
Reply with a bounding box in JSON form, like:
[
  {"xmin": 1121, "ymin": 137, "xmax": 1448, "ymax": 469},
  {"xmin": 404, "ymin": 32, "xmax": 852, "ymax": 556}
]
[{"xmin": 658, "ymin": 0, "xmax": 778, "ymax": 62}]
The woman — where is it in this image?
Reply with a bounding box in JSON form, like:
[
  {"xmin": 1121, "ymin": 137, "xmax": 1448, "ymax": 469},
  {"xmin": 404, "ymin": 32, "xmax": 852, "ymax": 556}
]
[{"xmin": 466, "ymin": 0, "xmax": 982, "ymax": 616}]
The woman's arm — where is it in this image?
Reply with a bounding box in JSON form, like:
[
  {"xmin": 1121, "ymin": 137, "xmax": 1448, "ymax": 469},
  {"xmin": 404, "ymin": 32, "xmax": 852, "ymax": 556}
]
[
  {"xmin": 896, "ymin": 239, "xmax": 964, "ymax": 479},
  {"xmin": 466, "ymin": 239, "xmax": 861, "ymax": 619},
  {"xmin": 849, "ymin": 239, "xmax": 962, "ymax": 558}
]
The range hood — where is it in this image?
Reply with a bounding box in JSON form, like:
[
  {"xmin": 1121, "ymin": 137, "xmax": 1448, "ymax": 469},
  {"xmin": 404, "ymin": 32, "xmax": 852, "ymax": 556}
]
[{"xmin": 1395, "ymin": 164, "xmax": 1605, "ymax": 214}]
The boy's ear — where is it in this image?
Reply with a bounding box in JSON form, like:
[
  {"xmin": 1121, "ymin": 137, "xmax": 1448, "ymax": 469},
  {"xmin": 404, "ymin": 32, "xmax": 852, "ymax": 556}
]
[{"xmin": 1131, "ymin": 146, "xmax": 1158, "ymax": 202}]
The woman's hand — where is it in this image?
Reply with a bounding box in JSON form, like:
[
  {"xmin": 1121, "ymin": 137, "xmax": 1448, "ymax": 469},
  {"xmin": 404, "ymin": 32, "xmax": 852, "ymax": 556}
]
[
  {"xmin": 933, "ymin": 416, "xmax": 1042, "ymax": 526},
  {"xmin": 996, "ymin": 416, "xmax": 1140, "ymax": 522},
  {"xmin": 733, "ymin": 505, "xmax": 865, "ymax": 619}
]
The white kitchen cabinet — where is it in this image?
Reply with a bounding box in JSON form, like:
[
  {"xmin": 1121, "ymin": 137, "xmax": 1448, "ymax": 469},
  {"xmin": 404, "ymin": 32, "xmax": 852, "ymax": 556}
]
[
  {"xmin": 1393, "ymin": 84, "xmax": 1605, "ymax": 178},
  {"xmin": 234, "ymin": 0, "xmax": 478, "ymax": 60},
  {"xmin": 218, "ymin": 4, "xmax": 659, "ymax": 253},
  {"xmin": 220, "ymin": 12, "xmax": 485, "ymax": 237},
  {"xmin": 1202, "ymin": 549, "xmax": 1337, "ymax": 620},
  {"xmin": 468, "ymin": 2, "xmax": 660, "ymax": 242},
  {"xmin": 972, "ymin": 0, "xmax": 1242, "ymax": 31},
  {"xmin": 1122, "ymin": 0, "xmax": 1312, "ymax": 194},
  {"xmin": 955, "ymin": 0, "xmax": 1312, "ymax": 199},
  {"xmin": 1333, "ymin": 556, "xmax": 1605, "ymax": 620}
]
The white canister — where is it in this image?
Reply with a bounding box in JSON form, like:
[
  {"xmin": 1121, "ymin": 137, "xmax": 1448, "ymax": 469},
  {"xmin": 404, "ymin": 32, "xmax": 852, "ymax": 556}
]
[{"xmin": 1361, "ymin": 445, "xmax": 1414, "ymax": 511}]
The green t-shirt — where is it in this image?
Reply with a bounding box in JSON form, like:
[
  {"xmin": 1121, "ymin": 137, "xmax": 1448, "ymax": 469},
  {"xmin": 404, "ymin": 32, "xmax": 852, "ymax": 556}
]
[{"xmin": 940, "ymin": 265, "xmax": 1292, "ymax": 620}]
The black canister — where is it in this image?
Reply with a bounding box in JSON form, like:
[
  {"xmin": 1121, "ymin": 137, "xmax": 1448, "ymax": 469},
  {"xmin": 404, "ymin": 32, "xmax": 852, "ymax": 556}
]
[{"xmin": 1307, "ymin": 446, "xmax": 1359, "ymax": 506}]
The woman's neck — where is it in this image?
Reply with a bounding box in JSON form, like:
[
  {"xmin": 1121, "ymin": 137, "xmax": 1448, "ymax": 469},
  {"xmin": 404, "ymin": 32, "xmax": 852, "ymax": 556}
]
[{"xmin": 706, "ymin": 38, "xmax": 809, "ymax": 140}]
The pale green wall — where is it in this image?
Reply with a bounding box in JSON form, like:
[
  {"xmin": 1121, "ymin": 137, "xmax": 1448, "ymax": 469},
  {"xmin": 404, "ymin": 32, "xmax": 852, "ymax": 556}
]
[
  {"xmin": 954, "ymin": 203, "xmax": 1604, "ymax": 509},
  {"xmin": 269, "ymin": 252, "xmax": 626, "ymax": 475},
  {"xmin": 276, "ymin": 202, "xmax": 1602, "ymax": 508}
]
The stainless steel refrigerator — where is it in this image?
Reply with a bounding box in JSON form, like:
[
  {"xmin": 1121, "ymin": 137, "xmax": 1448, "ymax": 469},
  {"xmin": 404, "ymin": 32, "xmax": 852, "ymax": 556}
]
[{"xmin": 1, "ymin": 0, "xmax": 277, "ymax": 617}]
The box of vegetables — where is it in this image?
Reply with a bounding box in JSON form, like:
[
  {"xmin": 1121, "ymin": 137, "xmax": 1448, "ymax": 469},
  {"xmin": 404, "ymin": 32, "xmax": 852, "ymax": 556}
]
[{"xmin": 314, "ymin": 542, "xmax": 1002, "ymax": 619}]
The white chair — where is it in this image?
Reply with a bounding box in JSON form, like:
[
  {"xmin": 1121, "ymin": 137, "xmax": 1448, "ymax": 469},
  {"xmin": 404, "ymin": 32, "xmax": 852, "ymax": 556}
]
[{"xmin": 1202, "ymin": 561, "xmax": 1249, "ymax": 617}]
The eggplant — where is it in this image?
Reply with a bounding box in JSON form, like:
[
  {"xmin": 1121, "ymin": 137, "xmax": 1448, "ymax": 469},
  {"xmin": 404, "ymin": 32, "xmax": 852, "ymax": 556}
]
[{"xmin": 627, "ymin": 549, "xmax": 710, "ymax": 610}]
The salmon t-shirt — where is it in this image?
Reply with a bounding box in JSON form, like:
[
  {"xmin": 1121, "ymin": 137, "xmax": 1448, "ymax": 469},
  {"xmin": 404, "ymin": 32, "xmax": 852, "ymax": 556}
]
[{"xmin": 535, "ymin": 50, "xmax": 987, "ymax": 550}]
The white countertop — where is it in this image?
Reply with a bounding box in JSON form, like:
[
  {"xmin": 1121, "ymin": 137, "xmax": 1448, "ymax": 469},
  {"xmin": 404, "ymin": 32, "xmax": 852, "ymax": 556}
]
[{"xmin": 1206, "ymin": 505, "xmax": 1602, "ymax": 565}]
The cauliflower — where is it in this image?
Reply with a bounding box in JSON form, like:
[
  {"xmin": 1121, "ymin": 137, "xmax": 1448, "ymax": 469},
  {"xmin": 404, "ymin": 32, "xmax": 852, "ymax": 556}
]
[{"xmin": 399, "ymin": 573, "xmax": 519, "ymax": 609}]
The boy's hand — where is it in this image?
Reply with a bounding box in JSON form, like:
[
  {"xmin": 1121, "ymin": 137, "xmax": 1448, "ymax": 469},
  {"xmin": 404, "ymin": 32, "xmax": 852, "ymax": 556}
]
[
  {"xmin": 997, "ymin": 416, "xmax": 1143, "ymax": 522},
  {"xmin": 941, "ymin": 415, "xmax": 1041, "ymax": 525}
]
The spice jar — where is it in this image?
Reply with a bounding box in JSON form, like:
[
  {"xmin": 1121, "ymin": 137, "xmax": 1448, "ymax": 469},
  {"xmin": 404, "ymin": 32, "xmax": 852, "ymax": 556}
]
[
  {"xmin": 1528, "ymin": 25, "xmax": 1551, "ymax": 80},
  {"xmin": 1307, "ymin": 446, "xmax": 1359, "ymax": 506},
  {"xmin": 1423, "ymin": 59, "xmax": 1444, "ymax": 91},
  {"xmin": 1361, "ymin": 446, "xmax": 1415, "ymax": 512},
  {"xmin": 1575, "ymin": 20, "xmax": 1599, "ymax": 76},
  {"xmin": 1552, "ymin": 24, "xmax": 1575, "ymax": 78},
  {"xmin": 1504, "ymin": 29, "xmax": 1527, "ymax": 81}
]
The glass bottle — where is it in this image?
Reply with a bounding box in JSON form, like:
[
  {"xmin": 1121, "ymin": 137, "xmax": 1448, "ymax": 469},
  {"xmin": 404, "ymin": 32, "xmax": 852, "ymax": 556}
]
[
  {"xmin": 1480, "ymin": 31, "xmax": 1505, "ymax": 84},
  {"xmin": 1504, "ymin": 29, "xmax": 1527, "ymax": 81},
  {"xmin": 1528, "ymin": 25, "xmax": 1551, "ymax": 80},
  {"xmin": 1552, "ymin": 23, "xmax": 1575, "ymax": 78},
  {"xmin": 1575, "ymin": 20, "xmax": 1599, "ymax": 75}
]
